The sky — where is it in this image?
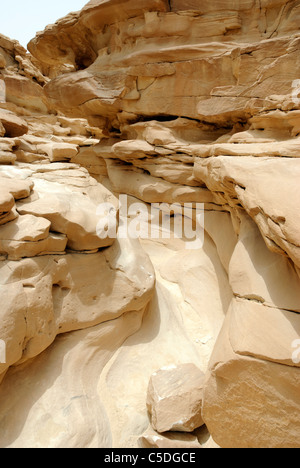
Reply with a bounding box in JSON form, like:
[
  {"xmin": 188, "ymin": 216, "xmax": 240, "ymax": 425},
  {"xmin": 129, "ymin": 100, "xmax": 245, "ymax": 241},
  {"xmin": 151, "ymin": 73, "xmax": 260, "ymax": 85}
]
[{"xmin": 0, "ymin": 0, "xmax": 88, "ymax": 48}]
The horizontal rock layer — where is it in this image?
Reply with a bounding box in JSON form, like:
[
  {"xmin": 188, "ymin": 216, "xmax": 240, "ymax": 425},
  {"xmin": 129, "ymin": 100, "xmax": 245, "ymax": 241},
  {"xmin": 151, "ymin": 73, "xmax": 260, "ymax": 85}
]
[{"xmin": 0, "ymin": 0, "xmax": 299, "ymax": 449}]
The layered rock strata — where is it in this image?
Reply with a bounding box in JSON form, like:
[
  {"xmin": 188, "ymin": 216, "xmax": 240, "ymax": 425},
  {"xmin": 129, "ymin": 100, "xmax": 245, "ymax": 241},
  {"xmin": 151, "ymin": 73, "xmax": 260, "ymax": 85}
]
[{"xmin": 0, "ymin": 0, "xmax": 299, "ymax": 448}]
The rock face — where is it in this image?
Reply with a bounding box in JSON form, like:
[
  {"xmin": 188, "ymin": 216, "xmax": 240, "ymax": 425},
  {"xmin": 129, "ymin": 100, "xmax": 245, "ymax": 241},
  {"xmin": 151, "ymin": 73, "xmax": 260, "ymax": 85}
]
[
  {"xmin": 0, "ymin": 0, "xmax": 299, "ymax": 448},
  {"xmin": 147, "ymin": 364, "xmax": 205, "ymax": 433},
  {"xmin": 139, "ymin": 426, "xmax": 202, "ymax": 449}
]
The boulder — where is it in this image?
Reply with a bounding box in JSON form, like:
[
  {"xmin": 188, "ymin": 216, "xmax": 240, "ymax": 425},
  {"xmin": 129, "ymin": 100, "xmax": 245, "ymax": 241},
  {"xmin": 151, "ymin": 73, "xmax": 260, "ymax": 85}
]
[
  {"xmin": 202, "ymin": 299, "xmax": 300, "ymax": 448},
  {"xmin": 139, "ymin": 426, "xmax": 202, "ymax": 449},
  {"xmin": 0, "ymin": 109, "xmax": 28, "ymax": 137},
  {"xmin": 147, "ymin": 363, "xmax": 205, "ymax": 433}
]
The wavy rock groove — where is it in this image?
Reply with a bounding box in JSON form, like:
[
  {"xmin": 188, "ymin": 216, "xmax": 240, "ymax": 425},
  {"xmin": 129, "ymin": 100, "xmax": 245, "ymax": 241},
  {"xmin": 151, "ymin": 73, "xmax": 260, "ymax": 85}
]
[{"xmin": 0, "ymin": 0, "xmax": 299, "ymax": 448}]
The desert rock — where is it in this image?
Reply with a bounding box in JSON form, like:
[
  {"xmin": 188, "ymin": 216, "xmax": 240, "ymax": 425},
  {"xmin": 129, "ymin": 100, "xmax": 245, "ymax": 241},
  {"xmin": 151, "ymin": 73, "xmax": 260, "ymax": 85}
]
[
  {"xmin": 147, "ymin": 364, "xmax": 205, "ymax": 433},
  {"xmin": 202, "ymin": 299, "xmax": 300, "ymax": 448},
  {"xmin": 139, "ymin": 426, "xmax": 202, "ymax": 449},
  {"xmin": 0, "ymin": 109, "xmax": 28, "ymax": 137},
  {"xmin": 0, "ymin": 0, "xmax": 299, "ymax": 450}
]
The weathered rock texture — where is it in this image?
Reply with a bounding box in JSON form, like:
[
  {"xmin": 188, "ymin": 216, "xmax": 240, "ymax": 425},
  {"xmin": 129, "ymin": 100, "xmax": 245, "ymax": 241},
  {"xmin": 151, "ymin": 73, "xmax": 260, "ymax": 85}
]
[
  {"xmin": 147, "ymin": 364, "xmax": 205, "ymax": 433},
  {"xmin": 0, "ymin": 0, "xmax": 299, "ymax": 448}
]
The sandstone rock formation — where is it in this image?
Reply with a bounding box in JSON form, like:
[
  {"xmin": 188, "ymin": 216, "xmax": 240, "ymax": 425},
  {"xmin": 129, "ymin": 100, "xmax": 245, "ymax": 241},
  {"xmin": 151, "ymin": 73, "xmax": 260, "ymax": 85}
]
[
  {"xmin": 139, "ymin": 426, "xmax": 202, "ymax": 449},
  {"xmin": 0, "ymin": 0, "xmax": 299, "ymax": 448},
  {"xmin": 147, "ymin": 364, "xmax": 205, "ymax": 433}
]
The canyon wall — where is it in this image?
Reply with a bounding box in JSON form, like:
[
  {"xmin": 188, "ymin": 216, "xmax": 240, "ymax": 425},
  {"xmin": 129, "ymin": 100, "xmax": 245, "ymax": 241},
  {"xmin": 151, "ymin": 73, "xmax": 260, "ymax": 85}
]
[{"xmin": 0, "ymin": 0, "xmax": 299, "ymax": 448}]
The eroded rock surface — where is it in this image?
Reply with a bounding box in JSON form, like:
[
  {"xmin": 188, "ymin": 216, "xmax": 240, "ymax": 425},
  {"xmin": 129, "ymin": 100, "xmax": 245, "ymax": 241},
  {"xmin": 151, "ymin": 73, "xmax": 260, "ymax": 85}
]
[
  {"xmin": 0, "ymin": 0, "xmax": 299, "ymax": 449},
  {"xmin": 147, "ymin": 364, "xmax": 205, "ymax": 433}
]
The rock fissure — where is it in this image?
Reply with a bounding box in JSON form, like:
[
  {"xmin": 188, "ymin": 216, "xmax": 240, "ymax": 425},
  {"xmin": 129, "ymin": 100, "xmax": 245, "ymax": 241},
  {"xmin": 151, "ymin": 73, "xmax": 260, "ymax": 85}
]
[{"xmin": 0, "ymin": 0, "xmax": 299, "ymax": 450}]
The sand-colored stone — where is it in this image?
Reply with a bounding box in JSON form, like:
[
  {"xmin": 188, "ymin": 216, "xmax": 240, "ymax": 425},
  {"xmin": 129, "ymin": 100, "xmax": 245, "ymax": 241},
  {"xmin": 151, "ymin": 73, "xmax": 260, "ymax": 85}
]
[
  {"xmin": 25, "ymin": 0, "xmax": 300, "ymax": 126},
  {"xmin": 16, "ymin": 164, "xmax": 119, "ymax": 251},
  {"xmin": 0, "ymin": 110, "xmax": 28, "ymax": 137},
  {"xmin": 139, "ymin": 426, "xmax": 202, "ymax": 449},
  {"xmin": 0, "ymin": 214, "xmax": 68, "ymax": 260},
  {"xmin": 0, "ymin": 54, "xmax": 6, "ymax": 69},
  {"xmin": 0, "ymin": 308, "xmax": 147, "ymax": 447},
  {"xmin": 0, "ymin": 235, "xmax": 155, "ymax": 380},
  {"xmin": 0, "ymin": 0, "xmax": 299, "ymax": 451},
  {"xmin": 202, "ymin": 299, "xmax": 300, "ymax": 448},
  {"xmin": 0, "ymin": 176, "xmax": 34, "ymax": 229},
  {"xmin": 230, "ymin": 298, "xmax": 300, "ymax": 368},
  {"xmin": 0, "ymin": 151, "xmax": 16, "ymax": 164},
  {"xmin": 229, "ymin": 214, "xmax": 300, "ymax": 311},
  {"xmin": 38, "ymin": 142, "xmax": 79, "ymax": 162},
  {"xmin": 147, "ymin": 363, "xmax": 205, "ymax": 433},
  {"xmin": 0, "ymin": 214, "xmax": 50, "ymax": 241},
  {"xmin": 0, "ymin": 232, "xmax": 68, "ymax": 261},
  {"xmin": 0, "ymin": 177, "xmax": 34, "ymax": 200},
  {"xmin": 0, "ymin": 188, "xmax": 14, "ymax": 214},
  {"xmin": 194, "ymin": 156, "xmax": 300, "ymax": 269}
]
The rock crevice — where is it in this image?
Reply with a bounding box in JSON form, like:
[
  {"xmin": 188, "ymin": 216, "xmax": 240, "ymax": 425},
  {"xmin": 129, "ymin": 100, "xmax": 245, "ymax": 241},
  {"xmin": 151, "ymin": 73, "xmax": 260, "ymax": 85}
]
[{"xmin": 0, "ymin": 0, "xmax": 299, "ymax": 449}]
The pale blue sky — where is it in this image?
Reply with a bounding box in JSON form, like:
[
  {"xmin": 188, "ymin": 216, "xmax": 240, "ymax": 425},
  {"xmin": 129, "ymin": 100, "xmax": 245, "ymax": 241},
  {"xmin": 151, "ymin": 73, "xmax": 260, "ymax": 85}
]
[{"xmin": 0, "ymin": 1, "xmax": 88, "ymax": 48}]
